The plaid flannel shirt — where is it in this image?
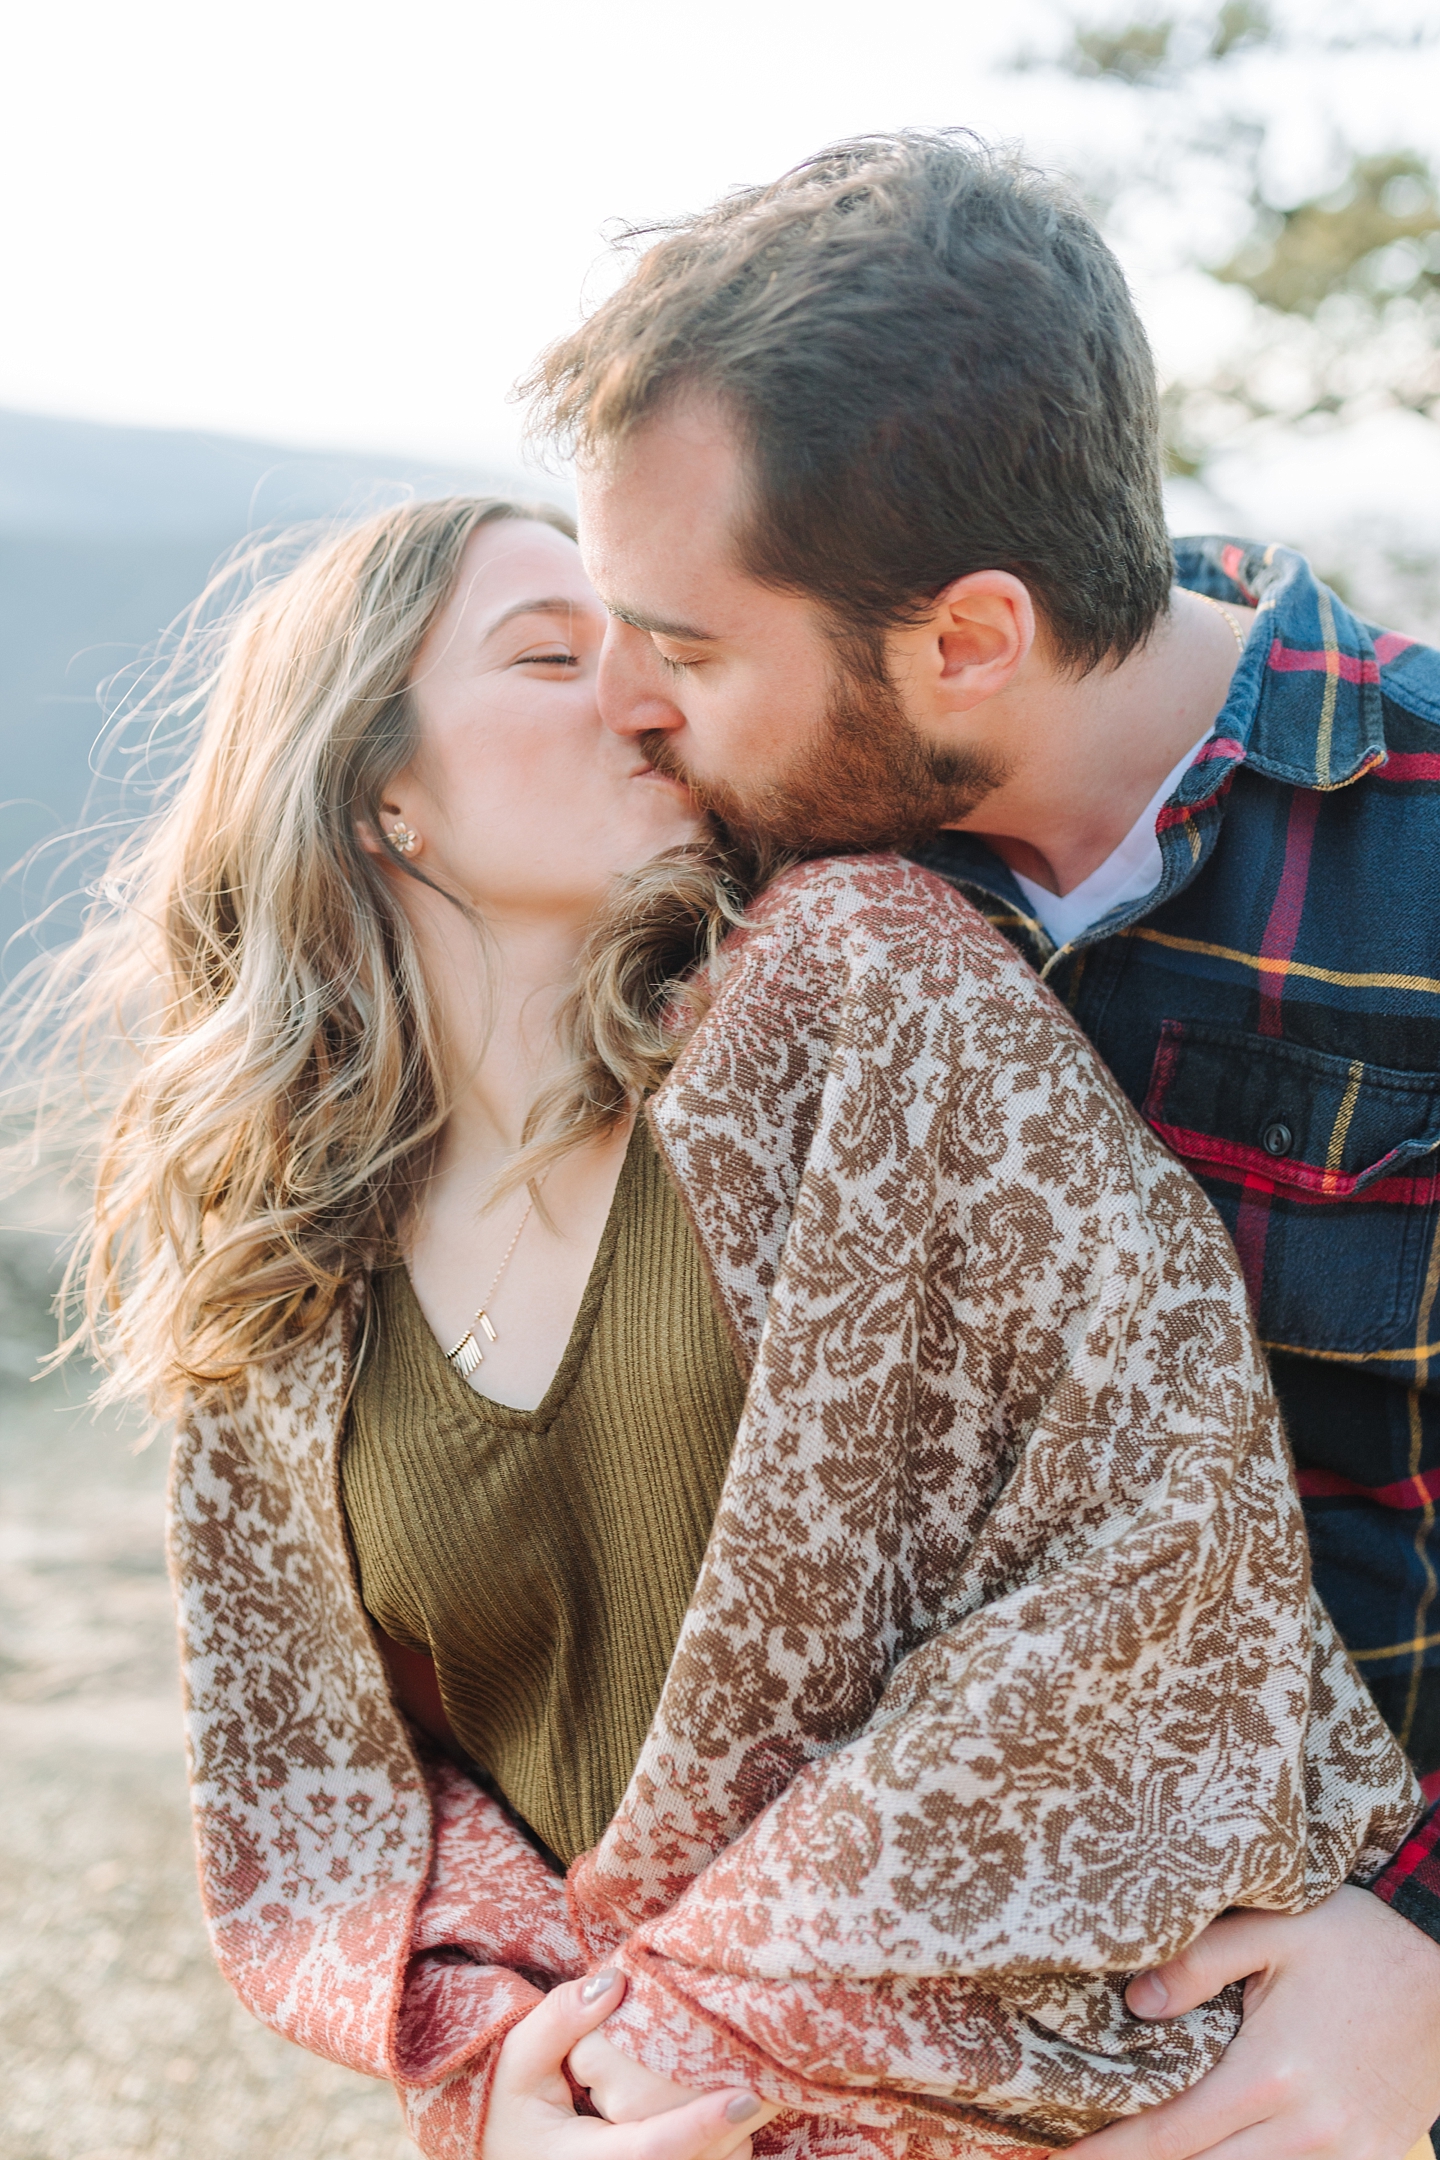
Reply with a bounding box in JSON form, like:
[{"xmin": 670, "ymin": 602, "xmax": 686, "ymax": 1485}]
[{"xmin": 914, "ymin": 536, "xmax": 1440, "ymax": 1936}]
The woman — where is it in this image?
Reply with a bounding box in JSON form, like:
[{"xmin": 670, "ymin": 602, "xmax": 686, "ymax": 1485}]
[{"xmin": 29, "ymin": 495, "xmax": 1418, "ymax": 2160}]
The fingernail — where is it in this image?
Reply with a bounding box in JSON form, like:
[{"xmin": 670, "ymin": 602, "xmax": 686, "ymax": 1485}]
[
  {"xmin": 580, "ymin": 1968, "xmax": 619, "ymax": 2004},
  {"xmin": 725, "ymin": 2093, "xmax": 762, "ymax": 2123},
  {"xmin": 1128, "ymin": 1973, "xmax": 1169, "ymax": 2016}
]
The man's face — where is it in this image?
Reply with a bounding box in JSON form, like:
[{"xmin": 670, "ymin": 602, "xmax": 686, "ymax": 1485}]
[{"xmin": 576, "ymin": 395, "xmax": 1002, "ymax": 850}]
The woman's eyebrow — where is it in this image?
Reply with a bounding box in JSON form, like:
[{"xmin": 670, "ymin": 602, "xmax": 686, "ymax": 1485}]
[{"xmin": 480, "ymin": 596, "xmax": 595, "ymax": 638}]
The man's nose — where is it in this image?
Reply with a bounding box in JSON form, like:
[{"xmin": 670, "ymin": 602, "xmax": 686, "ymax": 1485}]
[{"xmin": 596, "ymin": 621, "xmax": 684, "ymax": 738}]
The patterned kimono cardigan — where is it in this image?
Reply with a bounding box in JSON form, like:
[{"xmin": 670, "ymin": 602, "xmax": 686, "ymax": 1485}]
[{"xmin": 170, "ymin": 855, "xmax": 1419, "ymax": 2160}]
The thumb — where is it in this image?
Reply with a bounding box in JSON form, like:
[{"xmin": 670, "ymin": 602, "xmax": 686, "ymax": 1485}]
[
  {"xmin": 610, "ymin": 2087, "xmax": 766, "ymax": 2160},
  {"xmin": 501, "ymin": 1969, "xmax": 630, "ymax": 2087},
  {"xmin": 1126, "ymin": 1910, "xmax": 1279, "ymax": 2019}
]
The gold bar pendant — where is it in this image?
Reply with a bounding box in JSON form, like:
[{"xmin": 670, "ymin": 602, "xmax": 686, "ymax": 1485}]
[
  {"xmin": 446, "ymin": 1331, "xmax": 484, "ymax": 1377},
  {"xmin": 477, "ymin": 1311, "xmax": 498, "ymax": 1343}
]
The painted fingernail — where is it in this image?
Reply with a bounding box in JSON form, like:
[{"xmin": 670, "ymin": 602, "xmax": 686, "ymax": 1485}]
[
  {"xmin": 580, "ymin": 1968, "xmax": 619, "ymax": 2004},
  {"xmin": 725, "ymin": 2093, "xmax": 762, "ymax": 2123},
  {"xmin": 1128, "ymin": 1973, "xmax": 1169, "ymax": 2016}
]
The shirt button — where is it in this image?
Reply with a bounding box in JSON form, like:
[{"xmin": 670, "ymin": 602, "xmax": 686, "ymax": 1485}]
[{"xmin": 1262, "ymin": 1120, "xmax": 1293, "ymax": 1157}]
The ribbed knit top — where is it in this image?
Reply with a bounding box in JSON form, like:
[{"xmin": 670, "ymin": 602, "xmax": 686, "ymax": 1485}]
[{"xmin": 340, "ymin": 1119, "xmax": 745, "ymax": 1865}]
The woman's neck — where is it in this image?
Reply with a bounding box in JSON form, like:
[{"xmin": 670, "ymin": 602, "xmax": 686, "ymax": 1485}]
[
  {"xmin": 401, "ymin": 885, "xmax": 636, "ymax": 1410},
  {"xmin": 416, "ymin": 890, "xmax": 588, "ymax": 1191}
]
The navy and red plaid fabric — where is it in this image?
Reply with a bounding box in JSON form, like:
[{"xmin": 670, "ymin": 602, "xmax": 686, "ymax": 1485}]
[
  {"xmin": 916, "ymin": 535, "xmax": 1440, "ymax": 1933},
  {"xmin": 1370, "ymin": 1788, "xmax": 1440, "ymax": 1933}
]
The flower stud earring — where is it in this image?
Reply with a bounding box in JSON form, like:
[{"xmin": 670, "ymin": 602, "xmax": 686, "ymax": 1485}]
[{"xmin": 386, "ymin": 822, "xmax": 421, "ymax": 858}]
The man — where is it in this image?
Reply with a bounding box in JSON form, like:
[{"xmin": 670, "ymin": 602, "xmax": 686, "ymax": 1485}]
[{"xmin": 527, "ymin": 131, "xmax": 1440, "ymax": 2159}]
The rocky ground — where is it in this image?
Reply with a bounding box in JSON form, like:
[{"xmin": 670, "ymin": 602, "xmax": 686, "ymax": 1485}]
[{"xmin": 0, "ymin": 1209, "xmax": 417, "ymax": 2160}]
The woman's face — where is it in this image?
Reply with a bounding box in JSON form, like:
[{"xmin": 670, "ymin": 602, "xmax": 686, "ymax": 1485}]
[{"xmin": 385, "ymin": 517, "xmax": 702, "ymax": 926}]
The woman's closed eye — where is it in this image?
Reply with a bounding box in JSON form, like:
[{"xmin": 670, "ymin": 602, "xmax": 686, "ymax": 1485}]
[{"xmin": 513, "ymin": 647, "xmax": 581, "ymax": 669}]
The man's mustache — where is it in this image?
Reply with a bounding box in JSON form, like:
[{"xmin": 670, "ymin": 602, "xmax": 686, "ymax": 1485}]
[
  {"xmin": 633, "ymin": 705, "xmax": 1003, "ymax": 855},
  {"xmin": 635, "ymin": 729, "xmax": 739, "ymax": 821},
  {"xmin": 636, "ymin": 730, "xmax": 696, "ymax": 786}
]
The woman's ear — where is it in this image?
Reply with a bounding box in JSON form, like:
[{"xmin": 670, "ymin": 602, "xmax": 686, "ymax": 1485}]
[{"xmin": 356, "ymin": 791, "xmax": 422, "ymax": 861}]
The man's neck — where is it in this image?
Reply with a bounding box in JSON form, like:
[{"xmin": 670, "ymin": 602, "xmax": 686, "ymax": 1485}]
[{"xmin": 947, "ymin": 587, "xmax": 1253, "ymax": 897}]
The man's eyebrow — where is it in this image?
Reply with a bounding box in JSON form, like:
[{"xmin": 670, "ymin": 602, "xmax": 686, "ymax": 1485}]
[
  {"xmin": 480, "ymin": 596, "xmax": 595, "ymax": 637},
  {"xmin": 606, "ymin": 603, "xmax": 718, "ymax": 643}
]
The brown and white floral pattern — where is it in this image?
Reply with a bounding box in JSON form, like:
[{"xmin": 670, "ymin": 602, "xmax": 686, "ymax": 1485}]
[{"xmin": 168, "ymin": 855, "xmax": 1420, "ymax": 2159}]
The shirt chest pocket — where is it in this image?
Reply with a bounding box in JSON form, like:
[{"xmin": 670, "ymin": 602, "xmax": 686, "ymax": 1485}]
[{"xmin": 1143, "ymin": 1020, "xmax": 1440, "ymax": 1356}]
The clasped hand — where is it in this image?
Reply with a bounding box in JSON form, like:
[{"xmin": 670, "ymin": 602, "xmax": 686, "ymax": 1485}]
[
  {"xmin": 480, "ymin": 1968, "xmax": 780, "ymax": 2160},
  {"xmin": 1067, "ymin": 1887, "xmax": 1440, "ymax": 2160},
  {"xmin": 484, "ymin": 1886, "xmax": 1440, "ymax": 2160}
]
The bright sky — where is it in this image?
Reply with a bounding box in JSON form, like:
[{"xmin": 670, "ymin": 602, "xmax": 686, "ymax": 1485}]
[
  {"xmin": 3, "ymin": 0, "xmax": 1438, "ymax": 482},
  {"xmin": 0, "ymin": 0, "xmax": 1028, "ymax": 468},
  {"xmin": 0, "ymin": 0, "xmax": 1117, "ymax": 472}
]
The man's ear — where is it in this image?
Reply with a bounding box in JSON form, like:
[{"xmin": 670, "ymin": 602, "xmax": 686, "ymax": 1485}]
[{"xmin": 893, "ymin": 570, "xmax": 1037, "ymax": 717}]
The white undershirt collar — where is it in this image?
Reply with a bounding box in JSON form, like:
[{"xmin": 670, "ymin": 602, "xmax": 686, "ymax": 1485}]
[{"xmin": 1012, "ymin": 729, "xmax": 1211, "ymax": 951}]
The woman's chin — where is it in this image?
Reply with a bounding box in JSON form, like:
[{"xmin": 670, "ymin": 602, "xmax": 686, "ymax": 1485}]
[
  {"xmin": 637, "ymin": 793, "xmax": 709, "ymax": 850},
  {"xmin": 634, "ymin": 766, "xmax": 700, "ymax": 812},
  {"xmin": 600, "ymin": 827, "xmax": 706, "ymax": 889}
]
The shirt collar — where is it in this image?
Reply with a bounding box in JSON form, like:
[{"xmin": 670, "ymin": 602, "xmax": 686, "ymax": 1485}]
[
  {"xmin": 911, "ymin": 537, "xmax": 1394, "ymax": 947},
  {"xmin": 1174, "ymin": 536, "xmax": 1389, "ymax": 792}
]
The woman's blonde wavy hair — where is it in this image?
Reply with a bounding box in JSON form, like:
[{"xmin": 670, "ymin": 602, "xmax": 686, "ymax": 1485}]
[{"xmin": 10, "ymin": 496, "xmax": 763, "ymax": 1417}]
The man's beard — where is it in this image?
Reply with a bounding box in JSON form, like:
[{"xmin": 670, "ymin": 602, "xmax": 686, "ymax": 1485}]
[{"xmin": 640, "ymin": 650, "xmax": 1007, "ymax": 854}]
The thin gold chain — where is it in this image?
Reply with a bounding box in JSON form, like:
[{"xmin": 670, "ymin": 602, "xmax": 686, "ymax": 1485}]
[
  {"xmin": 1195, "ymin": 588, "xmax": 1247, "ymax": 655},
  {"xmin": 444, "ymin": 1188, "xmax": 539, "ymax": 1376}
]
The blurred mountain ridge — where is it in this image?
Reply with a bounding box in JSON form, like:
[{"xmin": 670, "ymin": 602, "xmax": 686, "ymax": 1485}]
[
  {"xmin": 0, "ymin": 405, "xmax": 515, "ymax": 537},
  {"xmin": 0, "ymin": 406, "xmax": 539, "ymax": 959}
]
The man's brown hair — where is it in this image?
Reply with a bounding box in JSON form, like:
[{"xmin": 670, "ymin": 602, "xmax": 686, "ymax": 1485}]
[{"xmin": 527, "ymin": 130, "xmax": 1175, "ymax": 674}]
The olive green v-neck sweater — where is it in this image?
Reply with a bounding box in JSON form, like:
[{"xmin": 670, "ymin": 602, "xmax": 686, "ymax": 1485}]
[{"xmin": 340, "ymin": 1121, "xmax": 745, "ymax": 1866}]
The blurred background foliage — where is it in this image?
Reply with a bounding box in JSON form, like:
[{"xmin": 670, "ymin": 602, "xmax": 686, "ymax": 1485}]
[{"xmin": 1016, "ymin": 2, "xmax": 1440, "ymax": 628}]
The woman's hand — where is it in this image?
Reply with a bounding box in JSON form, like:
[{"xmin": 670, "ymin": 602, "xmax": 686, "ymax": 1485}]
[
  {"xmin": 569, "ymin": 2025, "xmax": 707, "ymax": 2120},
  {"xmin": 569, "ymin": 2022, "xmax": 781, "ymax": 2138},
  {"xmin": 481, "ymin": 1969, "xmax": 768, "ymax": 2160}
]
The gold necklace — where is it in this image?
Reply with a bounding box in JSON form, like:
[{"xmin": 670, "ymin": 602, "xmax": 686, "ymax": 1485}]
[
  {"xmin": 445, "ymin": 1190, "xmax": 537, "ymax": 1377},
  {"xmin": 1194, "ymin": 588, "xmax": 1247, "ymax": 655}
]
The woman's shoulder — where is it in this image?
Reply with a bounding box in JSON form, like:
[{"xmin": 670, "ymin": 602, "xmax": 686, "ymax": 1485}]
[
  {"xmin": 177, "ymin": 1284, "xmax": 361, "ymax": 1463},
  {"xmin": 736, "ymin": 851, "xmax": 1041, "ymax": 1003}
]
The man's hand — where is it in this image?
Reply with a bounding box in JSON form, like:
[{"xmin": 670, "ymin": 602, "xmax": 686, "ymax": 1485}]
[
  {"xmin": 480, "ymin": 1970, "xmax": 767, "ymax": 2160},
  {"xmin": 1067, "ymin": 1887, "xmax": 1440, "ymax": 2160}
]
